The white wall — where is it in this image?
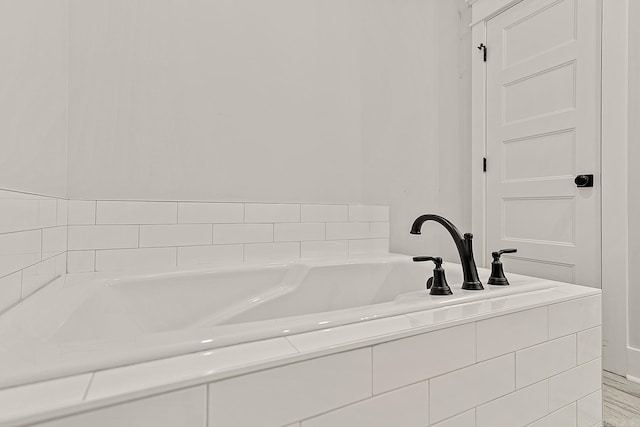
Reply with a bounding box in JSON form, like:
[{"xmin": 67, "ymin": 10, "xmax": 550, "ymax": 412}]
[
  {"xmin": 0, "ymin": 0, "xmax": 68, "ymax": 198},
  {"xmin": 361, "ymin": 0, "xmax": 471, "ymax": 260},
  {"xmin": 67, "ymin": 0, "xmax": 363, "ymax": 204}
]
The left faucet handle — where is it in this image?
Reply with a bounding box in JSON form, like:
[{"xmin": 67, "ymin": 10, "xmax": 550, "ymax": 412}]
[{"xmin": 413, "ymin": 256, "xmax": 443, "ymax": 267}]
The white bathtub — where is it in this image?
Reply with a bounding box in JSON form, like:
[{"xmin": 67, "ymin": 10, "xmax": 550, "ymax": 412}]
[{"xmin": 0, "ymin": 254, "xmax": 564, "ymax": 389}]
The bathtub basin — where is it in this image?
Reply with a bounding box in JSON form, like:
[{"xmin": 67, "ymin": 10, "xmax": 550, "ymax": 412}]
[{"xmin": 0, "ymin": 254, "xmax": 564, "ymax": 388}]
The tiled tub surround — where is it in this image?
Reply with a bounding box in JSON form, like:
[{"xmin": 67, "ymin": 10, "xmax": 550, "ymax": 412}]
[
  {"xmin": 66, "ymin": 201, "xmax": 390, "ymax": 273},
  {"xmin": 0, "ymin": 260, "xmax": 601, "ymax": 427},
  {"xmin": 0, "ymin": 190, "xmax": 68, "ymax": 314}
]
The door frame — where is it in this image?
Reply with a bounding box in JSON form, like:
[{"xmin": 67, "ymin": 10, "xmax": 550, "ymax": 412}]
[{"xmin": 467, "ymin": 0, "xmax": 629, "ymax": 375}]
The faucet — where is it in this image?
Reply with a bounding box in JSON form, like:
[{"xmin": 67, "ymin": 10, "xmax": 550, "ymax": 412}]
[{"xmin": 410, "ymin": 214, "xmax": 484, "ymax": 290}]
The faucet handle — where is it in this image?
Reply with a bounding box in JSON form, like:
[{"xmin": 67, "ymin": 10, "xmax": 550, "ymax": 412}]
[
  {"xmin": 412, "ymin": 256, "xmax": 452, "ymax": 295},
  {"xmin": 488, "ymin": 248, "xmax": 517, "ymax": 286}
]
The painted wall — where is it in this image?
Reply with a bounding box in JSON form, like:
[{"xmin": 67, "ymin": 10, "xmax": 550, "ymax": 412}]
[
  {"xmin": 67, "ymin": 0, "xmax": 363, "ymax": 204},
  {"xmin": 0, "ymin": 1, "xmax": 68, "ymax": 198},
  {"xmin": 361, "ymin": 0, "xmax": 471, "ymax": 260},
  {"xmin": 627, "ymin": 0, "xmax": 640, "ymax": 351}
]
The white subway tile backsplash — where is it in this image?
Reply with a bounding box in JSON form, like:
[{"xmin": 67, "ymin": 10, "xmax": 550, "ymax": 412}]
[
  {"xmin": 476, "ymin": 380, "xmax": 548, "ymax": 427},
  {"xmin": 528, "ymin": 403, "xmax": 577, "ymax": 427},
  {"xmin": 67, "ymin": 200, "xmax": 96, "ymax": 225},
  {"xmin": 67, "ymin": 251, "xmax": 95, "ymax": 273},
  {"xmin": 56, "ymin": 199, "xmax": 68, "ymax": 226},
  {"xmin": 548, "ymin": 295, "xmax": 602, "ymax": 339},
  {"xmin": 302, "ymin": 381, "xmax": 428, "ymax": 427},
  {"xmin": 244, "ymin": 242, "xmax": 300, "ymax": 263},
  {"xmin": 95, "ymin": 247, "xmax": 177, "ymax": 272},
  {"xmin": 0, "ymin": 195, "xmax": 40, "ymax": 233},
  {"xmin": 178, "ymin": 202, "xmax": 243, "ymax": 224},
  {"xmin": 274, "ymin": 223, "xmax": 324, "ymax": 242},
  {"xmin": 42, "ymin": 226, "xmax": 67, "ymax": 258},
  {"xmin": 348, "ymin": 205, "xmax": 389, "ymax": 222},
  {"xmin": 21, "ymin": 257, "xmax": 57, "ymax": 297},
  {"xmin": 0, "ymin": 230, "xmax": 42, "ymax": 277},
  {"xmin": 577, "ymin": 326, "xmax": 602, "ymax": 365},
  {"xmin": 548, "ymin": 358, "xmax": 601, "ymax": 411},
  {"xmin": 139, "ymin": 224, "xmax": 212, "ymax": 248},
  {"xmin": 0, "ymin": 272, "xmax": 22, "ymax": 312},
  {"xmin": 177, "ymin": 245, "xmax": 243, "ymax": 267},
  {"xmin": 430, "ymin": 410, "xmax": 475, "ymax": 427},
  {"xmin": 370, "ymin": 222, "xmax": 390, "ymax": 238},
  {"xmin": 301, "ymin": 204, "xmax": 348, "ymax": 223},
  {"xmin": 372, "ymin": 323, "xmax": 475, "ymax": 394},
  {"xmin": 212, "ymin": 224, "xmax": 273, "ymax": 244},
  {"xmin": 515, "ymin": 335, "xmax": 576, "ymax": 389},
  {"xmin": 429, "ymin": 354, "xmax": 515, "ymax": 424},
  {"xmin": 36, "ymin": 386, "xmax": 207, "ymax": 427},
  {"xmin": 349, "ymin": 238, "xmax": 389, "ymax": 255},
  {"xmin": 326, "ymin": 222, "xmax": 369, "ymax": 240},
  {"xmin": 245, "ymin": 203, "xmax": 300, "ymax": 223},
  {"xmin": 68, "ymin": 225, "xmax": 138, "ymax": 250},
  {"xmin": 301, "ymin": 240, "xmax": 348, "ymax": 258},
  {"xmin": 96, "ymin": 201, "xmax": 177, "ymax": 225},
  {"xmin": 208, "ymin": 349, "xmax": 372, "ymax": 427},
  {"xmin": 577, "ymin": 390, "xmax": 602, "ymax": 427},
  {"xmin": 38, "ymin": 199, "xmax": 58, "ymax": 228},
  {"xmin": 476, "ymin": 307, "xmax": 548, "ymax": 361}
]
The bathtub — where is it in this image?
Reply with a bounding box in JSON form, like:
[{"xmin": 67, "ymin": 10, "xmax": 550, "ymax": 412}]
[
  {"xmin": 0, "ymin": 254, "xmax": 603, "ymax": 426},
  {"xmin": 0, "ymin": 254, "xmax": 574, "ymax": 389}
]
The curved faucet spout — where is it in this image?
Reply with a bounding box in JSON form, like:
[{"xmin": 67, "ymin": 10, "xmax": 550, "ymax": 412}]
[{"xmin": 410, "ymin": 214, "xmax": 484, "ymax": 291}]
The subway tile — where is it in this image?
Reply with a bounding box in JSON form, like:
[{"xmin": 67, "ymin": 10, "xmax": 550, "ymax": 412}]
[
  {"xmin": 0, "ymin": 196, "xmax": 39, "ymax": 233},
  {"xmin": 0, "ymin": 272, "xmax": 22, "ymax": 312},
  {"xmin": 96, "ymin": 201, "xmax": 177, "ymax": 224},
  {"xmin": 476, "ymin": 307, "xmax": 548, "ymax": 361},
  {"xmin": 38, "ymin": 199, "xmax": 58, "ymax": 228},
  {"xmin": 348, "ymin": 238, "xmax": 389, "ymax": 255},
  {"xmin": 55, "ymin": 253, "xmax": 67, "ymax": 276},
  {"xmin": 244, "ymin": 242, "xmax": 300, "ymax": 263},
  {"xmin": 370, "ymin": 222, "xmax": 390, "ymax": 238},
  {"xmin": 577, "ymin": 389, "xmax": 602, "ymax": 427},
  {"xmin": 577, "ymin": 326, "xmax": 602, "ymax": 365},
  {"xmin": 515, "ymin": 335, "xmax": 576, "ymax": 389},
  {"xmin": 67, "ymin": 200, "xmax": 96, "ymax": 225},
  {"xmin": 36, "ymin": 387, "xmax": 207, "ymax": 427},
  {"xmin": 56, "ymin": 199, "xmax": 68, "ymax": 226},
  {"xmin": 301, "ymin": 204, "xmax": 348, "ymax": 222},
  {"xmin": 301, "ymin": 240, "xmax": 348, "ymax": 258},
  {"xmin": 67, "ymin": 251, "xmax": 95, "ymax": 273},
  {"xmin": 302, "ymin": 381, "xmax": 428, "ymax": 427},
  {"xmin": 372, "ymin": 323, "xmax": 476, "ymax": 394},
  {"xmin": 548, "ymin": 295, "xmax": 601, "ymax": 339},
  {"xmin": 68, "ymin": 225, "xmax": 138, "ymax": 250},
  {"xmin": 42, "ymin": 226, "xmax": 67, "ymax": 258},
  {"xmin": 177, "ymin": 245, "xmax": 243, "ymax": 267},
  {"xmin": 178, "ymin": 202, "xmax": 243, "ymax": 224},
  {"xmin": 274, "ymin": 223, "xmax": 324, "ymax": 242},
  {"xmin": 348, "ymin": 205, "xmax": 389, "ymax": 222},
  {"xmin": 430, "ymin": 410, "xmax": 475, "ymax": 427},
  {"xmin": 245, "ymin": 203, "xmax": 300, "ymax": 223},
  {"xmin": 139, "ymin": 224, "xmax": 212, "ymax": 248},
  {"xmin": 87, "ymin": 339, "xmax": 297, "ymax": 400},
  {"xmin": 429, "ymin": 354, "xmax": 515, "ymax": 424},
  {"xmin": 208, "ymin": 348, "xmax": 371, "ymax": 427},
  {"xmin": 212, "ymin": 224, "xmax": 273, "ymax": 244},
  {"xmin": 95, "ymin": 248, "xmax": 176, "ymax": 272},
  {"xmin": 21, "ymin": 257, "xmax": 57, "ymax": 297},
  {"xmin": 548, "ymin": 358, "xmax": 601, "ymax": 411},
  {"xmin": 0, "ymin": 374, "xmax": 92, "ymax": 424},
  {"xmin": 326, "ymin": 222, "xmax": 369, "ymax": 240},
  {"xmin": 0, "ymin": 230, "xmax": 42, "ymax": 277},
  {"xmin": 528, "ymin": 403, "xmax": 576, "ymax": 427},
  {"xmin": 476, "ymin": 381, "xmax": 548, "ymax": 427}
]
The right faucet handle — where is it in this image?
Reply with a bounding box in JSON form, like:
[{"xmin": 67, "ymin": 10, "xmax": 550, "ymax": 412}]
[{"xmin": 488, "ymin": 248, "xmax": 518, "ymax": 286}]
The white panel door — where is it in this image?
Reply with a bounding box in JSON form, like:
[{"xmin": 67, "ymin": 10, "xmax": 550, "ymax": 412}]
[{"xmin": 486, "ymin": 0, "xmax": 601, "ymax": 287}]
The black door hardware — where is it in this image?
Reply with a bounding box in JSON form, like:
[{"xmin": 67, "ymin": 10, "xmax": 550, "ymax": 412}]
[{"xmin": 574, "ymin": 174, "xmax": 594, "ymax": 188}]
